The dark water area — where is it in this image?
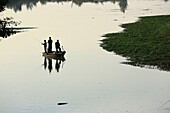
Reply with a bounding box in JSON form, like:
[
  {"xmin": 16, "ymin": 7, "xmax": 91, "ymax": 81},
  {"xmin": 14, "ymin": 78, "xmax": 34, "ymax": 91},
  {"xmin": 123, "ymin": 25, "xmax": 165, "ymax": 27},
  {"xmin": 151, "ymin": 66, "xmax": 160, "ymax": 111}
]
[
  {"xmin": 0, "ymin": 0, "xmax": 170, "ymax": 113},
  {"xmin": 0, "ymin": 0, "xmax": 169, "ymax": 13},
  {"xmin": 2, "ymin": 0, "xmax": 128, "ymax": 12}
]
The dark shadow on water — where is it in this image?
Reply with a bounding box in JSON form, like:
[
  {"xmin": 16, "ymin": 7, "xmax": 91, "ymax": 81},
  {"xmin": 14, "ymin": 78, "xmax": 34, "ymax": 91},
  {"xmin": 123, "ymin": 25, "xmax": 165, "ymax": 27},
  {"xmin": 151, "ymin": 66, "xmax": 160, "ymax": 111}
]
[
  {"xmin": 48, "ymin": 58, "xmax": 53, "ymax": 73},
  {"xmin": 0, "ymin": 6, "xmax": 5, "ymax": 12},
  {"xmin": 122, "ymin": 61, "xmax": 170, "ymax": 72},
  {"xmin": 55, "ymin": 59, "xmax": 62, "ymax": 72},
  {"xmin": 1, "ymin": 0, "xmax": 169, "ymax": 13},
  {"xmin": 0, "ymin": 17, "xmax": 36, "ymax": 38},
  {"xmin": 3, "ymin": 0, "xmax": 129, "ymax": 13},
  {"xmin": 0, "ymin": 27, "xmax": 36, "ymax": 38},
  {"xmin": 0, "ymin": 0, "xmax": 8, "ymax": 12},
  {"xmin": 43, "ymin": 57, "xmax": 65, "ymax": 74}
]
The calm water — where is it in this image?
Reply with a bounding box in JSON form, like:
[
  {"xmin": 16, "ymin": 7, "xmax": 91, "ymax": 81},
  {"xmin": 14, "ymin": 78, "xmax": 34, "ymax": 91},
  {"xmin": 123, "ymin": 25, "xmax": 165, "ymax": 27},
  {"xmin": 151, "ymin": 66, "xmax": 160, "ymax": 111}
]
[{"xmin": 0, "ymin": 0, "xmax": 170, "ymax": 113}]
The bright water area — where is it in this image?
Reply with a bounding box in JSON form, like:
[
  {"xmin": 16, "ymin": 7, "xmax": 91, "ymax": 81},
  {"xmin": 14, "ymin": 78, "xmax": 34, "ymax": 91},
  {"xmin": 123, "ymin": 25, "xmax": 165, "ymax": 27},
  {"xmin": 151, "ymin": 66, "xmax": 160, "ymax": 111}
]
[{"xmin": 0, "ymin": 0, "xmax": 170, "ymax": 113}]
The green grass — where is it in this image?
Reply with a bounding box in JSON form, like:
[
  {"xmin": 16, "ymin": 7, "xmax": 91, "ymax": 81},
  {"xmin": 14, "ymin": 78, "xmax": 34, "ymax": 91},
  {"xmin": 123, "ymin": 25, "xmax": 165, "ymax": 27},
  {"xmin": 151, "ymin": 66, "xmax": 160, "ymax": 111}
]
[{"xmin": 100, "ymin": 15, "xmax": 170, "ymax": 71}]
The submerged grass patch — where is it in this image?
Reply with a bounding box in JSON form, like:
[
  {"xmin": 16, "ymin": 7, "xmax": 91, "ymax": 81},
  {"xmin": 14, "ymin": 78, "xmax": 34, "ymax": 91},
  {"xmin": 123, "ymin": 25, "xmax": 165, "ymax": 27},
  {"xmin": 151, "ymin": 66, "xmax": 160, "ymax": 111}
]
[{"xmin": 100, "ymin": 15, "xmax": 170, "ymax": 71}]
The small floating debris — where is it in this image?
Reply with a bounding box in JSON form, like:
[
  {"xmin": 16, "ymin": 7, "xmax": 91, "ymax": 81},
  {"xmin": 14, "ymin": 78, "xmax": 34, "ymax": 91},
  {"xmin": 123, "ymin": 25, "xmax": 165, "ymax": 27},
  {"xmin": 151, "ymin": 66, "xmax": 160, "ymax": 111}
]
[
  {"xmin": 158, "ymin": 100, "xmax": 170, "ymax": 110},
  {"xmin": 143, "ymin": 8, "xmax": 150, "ymax": 11},
  {"xmin": 57, "ymin": 102, "xmax": 68, "ymax": 106}
]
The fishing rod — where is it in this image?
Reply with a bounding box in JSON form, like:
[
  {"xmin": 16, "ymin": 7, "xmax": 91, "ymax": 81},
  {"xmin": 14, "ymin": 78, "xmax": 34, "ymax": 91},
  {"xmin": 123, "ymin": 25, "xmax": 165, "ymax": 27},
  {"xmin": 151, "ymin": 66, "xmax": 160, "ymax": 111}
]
[
  {"xmin": 34, "ymin": 38, "xmax": 42, "ymax": 43},
  {"xmin": 32, "ymin": 37, "xmax": 44, "ymax": 46}
]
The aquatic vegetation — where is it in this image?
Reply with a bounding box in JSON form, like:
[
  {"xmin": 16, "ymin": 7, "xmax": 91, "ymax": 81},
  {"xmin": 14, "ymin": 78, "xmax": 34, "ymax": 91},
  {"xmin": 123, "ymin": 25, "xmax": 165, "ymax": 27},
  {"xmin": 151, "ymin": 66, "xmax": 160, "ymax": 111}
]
[
  {"xmin": 0, "ymin": 17, "xmax": 21, "ymax": 38},
  {"xmin": 101, "ymin": 15, "xmax": 170, "ymax": 71},
  {"xmin": 0, "ymin": 17, "xmax": 36, "ymax": 38}
]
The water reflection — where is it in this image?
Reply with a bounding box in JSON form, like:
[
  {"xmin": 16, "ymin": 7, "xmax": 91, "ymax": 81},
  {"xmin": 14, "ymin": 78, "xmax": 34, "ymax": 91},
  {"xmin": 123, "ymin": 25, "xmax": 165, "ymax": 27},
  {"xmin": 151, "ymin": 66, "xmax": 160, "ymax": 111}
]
[
  {"xmin": 55, "ymin": 59, "xmax": 62, "ymax": 72},
  {"xmin": 119, "ymin": 0, "xmax": 128, "ymax": 13},
  {"xmin": 43, "ymin": 57, "xmax": 47, "ymax": 70},
  {"xmin": 1, "ymin": 0, "xmax": 169, "ymax": 13},
  {"xmin": 43, "ymin": 57, "xmax": 65, "ymax": 73},
  {"xmin": 122, "ymin": 61, "xmax": 170, "ymax": 72},
  {"xmin": 0, "ymin": 16, "xmax": 36, "ymax": 38},
  {"xmin": 48, "ymin": 58, "xmax": 53, "ymax": 73},
  {"xmin": 0, "ymin": 1, "xmax": 36, "ymax": 38},
  {"xmin": 0, "ymin": 17, "xmax": 20, "ymax": 38},
  {"xmin": 5, "ymin": 0, "xmax": 129, "ymax": 13},
  {"xmin": 0, "ymin": 6, "xmax": 5, "ymax": 12},
  {"xmin": 0, "ymin": 0, "xmax": 8, "ymax": 12}
]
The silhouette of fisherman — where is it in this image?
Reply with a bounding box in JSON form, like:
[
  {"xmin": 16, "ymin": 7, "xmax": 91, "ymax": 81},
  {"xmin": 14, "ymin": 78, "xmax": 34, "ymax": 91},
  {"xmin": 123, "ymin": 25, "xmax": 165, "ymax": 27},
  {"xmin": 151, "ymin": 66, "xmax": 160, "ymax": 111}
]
[
  {"xmin": 48, "ymin": 37, "xmax": 53, "ymax": 53},
  {"xmin": 55, "ymin": 39, "xmax": 61, "ymax": 52},
  {"xmin": 42, "ymin": 40, "xmax": 47, "ymax": 53}
]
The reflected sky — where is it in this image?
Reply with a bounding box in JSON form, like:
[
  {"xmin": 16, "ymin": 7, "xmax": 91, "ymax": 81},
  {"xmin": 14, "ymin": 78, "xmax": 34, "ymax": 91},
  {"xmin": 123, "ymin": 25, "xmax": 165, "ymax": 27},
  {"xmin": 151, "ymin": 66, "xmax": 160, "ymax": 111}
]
[{"xmin": 0, "ymin": 0, "xmax": 170, "ymax": 113}]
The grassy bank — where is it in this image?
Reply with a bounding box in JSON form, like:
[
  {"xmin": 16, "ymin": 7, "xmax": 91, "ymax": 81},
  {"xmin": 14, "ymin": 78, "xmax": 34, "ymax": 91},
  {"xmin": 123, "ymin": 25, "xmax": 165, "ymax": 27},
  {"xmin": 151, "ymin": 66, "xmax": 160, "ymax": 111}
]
[{"xmin": 100, "ymin": 15, "xmax": 170, "ymax": 71}]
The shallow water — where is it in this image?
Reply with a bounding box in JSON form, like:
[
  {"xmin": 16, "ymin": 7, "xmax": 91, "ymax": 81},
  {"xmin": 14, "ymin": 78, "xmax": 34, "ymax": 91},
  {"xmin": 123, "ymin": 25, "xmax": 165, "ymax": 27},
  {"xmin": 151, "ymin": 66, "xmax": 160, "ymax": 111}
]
[{"xmin": 0, "ymin": 0, "xmax": 170, "ymax": 113}]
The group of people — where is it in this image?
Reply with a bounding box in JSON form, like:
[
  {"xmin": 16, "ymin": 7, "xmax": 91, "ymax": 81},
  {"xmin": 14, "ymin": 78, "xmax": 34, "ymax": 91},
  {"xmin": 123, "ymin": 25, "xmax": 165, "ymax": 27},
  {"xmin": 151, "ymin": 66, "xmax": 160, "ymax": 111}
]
[{"xmin": 42, "ymin": 37, "xmax": 61, "ymax": 53}]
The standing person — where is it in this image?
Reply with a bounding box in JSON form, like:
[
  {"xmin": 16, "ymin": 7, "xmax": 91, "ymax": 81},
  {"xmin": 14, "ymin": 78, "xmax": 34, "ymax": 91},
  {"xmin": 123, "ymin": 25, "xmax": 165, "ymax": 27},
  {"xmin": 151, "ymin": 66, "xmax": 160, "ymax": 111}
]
[
  {"xmin": 42, "ymin": 40, "xmax": 47, "ymax": 53},
  {"xmin": 48, "ymin": 37, "xmax": 53, "ymax": 53},
  {"xmin": 55, "ymin": 39, "xmax": 61, "ymax": 52}
]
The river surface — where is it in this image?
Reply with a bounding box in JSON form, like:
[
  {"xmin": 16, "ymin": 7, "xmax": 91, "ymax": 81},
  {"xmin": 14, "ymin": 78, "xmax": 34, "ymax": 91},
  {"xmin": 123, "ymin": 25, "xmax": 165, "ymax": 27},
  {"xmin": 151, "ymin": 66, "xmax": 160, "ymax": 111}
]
[{"xmin": 0, "ymin": 0, "xmax": 170, "ymax": 113}]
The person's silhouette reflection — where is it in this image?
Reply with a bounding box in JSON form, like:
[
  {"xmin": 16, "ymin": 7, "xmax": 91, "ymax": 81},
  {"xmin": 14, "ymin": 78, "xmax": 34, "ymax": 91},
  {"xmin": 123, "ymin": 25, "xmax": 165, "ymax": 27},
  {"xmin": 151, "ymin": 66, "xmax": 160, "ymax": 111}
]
[
  {"xmin": 44, "ymin": 57, "xmax": 47, "ymax": 70},
  {"xmin": 48, "ymin": 58, "xmax": 53, "ymax": 73},
  {"xmin": 55, "ymin": 59, "xmax": 61, "ymax": 72},
  {"xmin": 43, "ymin": 57, "xmax": 64, "ymax": 73}
]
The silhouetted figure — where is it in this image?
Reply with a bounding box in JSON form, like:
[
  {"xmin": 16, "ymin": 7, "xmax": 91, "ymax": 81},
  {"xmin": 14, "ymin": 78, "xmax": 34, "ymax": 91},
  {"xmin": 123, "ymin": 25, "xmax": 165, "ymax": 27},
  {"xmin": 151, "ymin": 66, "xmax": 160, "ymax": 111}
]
[
  {"xmin": 55, "ymin": 59, "xmax": 61, "ymax": 72},
  {"xmin": 55, "ymin": 39, "xmax": 61, "ymax": 52},
  {"xmin": 43, "ymin": 57, "xmax": 47, "ymax": 70},
  {"xmin": 42, "ymin": 40, "xmax": 47, "ymax": 53},
  {"xmin": 48, "ymin": 37, "xmax": 53, "ymax": 53},
  {"xmin": 48, "ymin": 58, "xmax": 53, "ymax": 73}
]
